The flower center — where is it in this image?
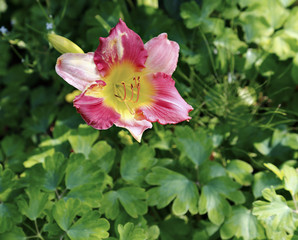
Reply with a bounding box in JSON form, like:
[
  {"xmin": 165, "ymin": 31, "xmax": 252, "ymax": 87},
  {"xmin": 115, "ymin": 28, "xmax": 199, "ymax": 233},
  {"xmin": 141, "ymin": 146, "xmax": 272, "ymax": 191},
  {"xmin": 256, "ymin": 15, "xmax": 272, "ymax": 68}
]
[
  {"xmin": 114, "ymin": 76, "xmax": 140, "ymax": 103},
  {"xmin": 88, "ymin": 62, "xmax": 154, "ymax": 120},
  {"xmin": 113, "ymin": 76, "xmax": 141, "ymax": 115}
]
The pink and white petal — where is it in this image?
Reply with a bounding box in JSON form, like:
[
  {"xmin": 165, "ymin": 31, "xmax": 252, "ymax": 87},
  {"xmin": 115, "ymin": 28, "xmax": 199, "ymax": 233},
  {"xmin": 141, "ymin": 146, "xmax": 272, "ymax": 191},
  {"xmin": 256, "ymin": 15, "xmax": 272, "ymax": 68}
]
[
  {"xmin": 56, "ymin": 52, "xmax": 100, "ymax": 91},
  {"xmin": 94, "ymin": 19, "xmax": 148, "ymax": 77},
  {"xmin": 73, "ymin": 92, "xmax": 120, "ymax": 130},
  {"xmin": 144, "ymin": 33, "xmax": 179, "ymax": 75},
  {"xmin": 138, "ymin": 72, "xmax": 193, "ymax": 125},
  {"xmin": 115, "ymin": 118, "xmax": 152, "ymax": 142}
]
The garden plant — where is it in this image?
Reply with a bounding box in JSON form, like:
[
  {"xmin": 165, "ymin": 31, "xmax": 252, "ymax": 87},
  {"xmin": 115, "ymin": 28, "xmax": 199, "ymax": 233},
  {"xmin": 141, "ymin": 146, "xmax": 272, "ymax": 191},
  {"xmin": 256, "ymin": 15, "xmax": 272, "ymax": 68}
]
[{"xmin": 0, "ymin": 0, "xmax": 298, "ymax": 239}]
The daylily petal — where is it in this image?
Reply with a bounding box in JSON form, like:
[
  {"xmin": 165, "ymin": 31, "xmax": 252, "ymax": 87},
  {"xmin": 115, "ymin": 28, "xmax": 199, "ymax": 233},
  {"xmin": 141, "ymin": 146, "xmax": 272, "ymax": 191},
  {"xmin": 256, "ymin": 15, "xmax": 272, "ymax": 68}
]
[
  {"xmin": 144, "ymin": 33, "xmax": 179, "ymax": 75},
  {"xmin": 138, "ymin": 72, "xmax": 193, "ymax": 125},
  {"xmin": 94, "ymin": 19, "xmax": 148, "ymax": 77},
  {"xmin": 115, "ymin": 118, "xmax": 152, "ymax": 142},
  {"xmin": 73, "ymin": 81, "xmax": 120, "ymax": 129},
  {"xmin": 56, "ymin": 52, "xmax": 100, "ymax": 91}
]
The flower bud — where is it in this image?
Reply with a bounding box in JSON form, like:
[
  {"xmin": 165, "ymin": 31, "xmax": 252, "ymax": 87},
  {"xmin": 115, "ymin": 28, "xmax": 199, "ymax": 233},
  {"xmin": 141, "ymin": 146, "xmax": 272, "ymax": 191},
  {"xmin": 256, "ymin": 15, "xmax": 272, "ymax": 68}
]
[{"xmin": 47, "ymin": 33, "xmax": 84, "ymax": 54}]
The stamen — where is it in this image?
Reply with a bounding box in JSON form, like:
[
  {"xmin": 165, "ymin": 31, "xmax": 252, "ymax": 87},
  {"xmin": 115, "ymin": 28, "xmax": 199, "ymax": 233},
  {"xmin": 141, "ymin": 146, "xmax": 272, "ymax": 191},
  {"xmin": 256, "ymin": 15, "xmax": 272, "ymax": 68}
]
[
  {"xmin": 113, "ymin": 84, "xmax": 121, "ymax": 98},
  {"xmin": 121, "ymin": 81, "xmax": 126, "ymax": 101},
  {"xmin": 130, "ymin": 83, "xmax": 134, "ymax": 101},
  {"xmin": 113, "ymin": 76, "xmax": 140, "ymax": 105},
  {"xmin": 133, "ymin": 77, "xmax": 137, "ymax": 87},
  {"xmin": 133, "ymin": 82, "xmax": 140, "ymax": 103}
]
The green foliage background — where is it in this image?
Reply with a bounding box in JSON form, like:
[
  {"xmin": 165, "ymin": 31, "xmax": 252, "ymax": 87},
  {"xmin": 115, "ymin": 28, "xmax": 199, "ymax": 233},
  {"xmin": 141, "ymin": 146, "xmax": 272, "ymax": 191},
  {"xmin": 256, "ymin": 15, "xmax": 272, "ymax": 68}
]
[{"xmin": 1, "ymin": 0, "xmax": 298, "ymax": 239}]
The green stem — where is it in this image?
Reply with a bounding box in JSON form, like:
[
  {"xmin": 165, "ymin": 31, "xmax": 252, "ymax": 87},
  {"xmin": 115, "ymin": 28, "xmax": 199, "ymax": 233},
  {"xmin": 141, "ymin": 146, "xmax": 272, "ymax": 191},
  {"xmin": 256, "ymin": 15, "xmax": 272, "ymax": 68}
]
[
  {"xmin": 9, "ymin": 44, "xmax": 24, "ymax": 61},
  {"xmin": 60, "ymin": 0, "xmax": 69, "ymax": 22},
  {"xmin": 23, "ymin": 222, "xmax": 36, "ymax": 234},
  {"xmin": 198, "ymin": 27, "xmax": 218, "ymax": 79},
  {"xmin": 36, "ymin": 0, "xmax": 51, "ymax": 22},
  {"xmin": 25, "ymin": 24, "xmax": 45, "ymax": 35},
  {"xmin": 26, "ymin": 236, "xmax": 40, "ymax": 239},
  {"xmin": 34, "ymin": 220, "xmax": 44, "ymax": 240}
]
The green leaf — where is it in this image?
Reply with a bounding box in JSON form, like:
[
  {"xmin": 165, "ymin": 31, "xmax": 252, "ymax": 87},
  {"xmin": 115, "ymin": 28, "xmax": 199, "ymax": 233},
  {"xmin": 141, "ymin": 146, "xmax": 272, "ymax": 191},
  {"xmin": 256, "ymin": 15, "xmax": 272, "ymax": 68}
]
[
  {"xmin": 241, "ymin": 0, "xmax": 289, "ymax": 30},
  {"xmin": 146, "ymin": 167, "xmax": 199, "ymax": 215},
  {"xmin": 282, "ymin": 165, "xmax": 298, "ymax": 195},
  {"xmin": 42, "ymin": 152, "xmax": 66, "ymax": 191},
  {"xmin": 252, "ymin": 171, "xmax": 282, "ymax": 198},
  {"xmin": 201, "ymin": 0, "xmax": 221, "ymax": 17},
  {"xmin": 88, "ymin": 141, "xmax": 115, "ymax": 172},
  {"xmin": 120, "ymin": 144, "xmax": 156, "ymax": 185},
  {"xmin": 281, "ymin": 132, "xmax": 298, "ymax": 150},
  {"xmin": 239, "ymin": 14, "xmax": 273, "ymax": 43},
  {"xmin": 199, "ymin": 177, "xmax": 245, "ymax": 225},
  {"xmin": 53, "ymin": 198, "xmax": 109, "ymax": 240},
  {"xmin": 40, "ymin": 123, "xmax": 71, "ymax": 153},
  {"xmin": 279, "ymin": 0, "xmax": 296, "ymax": 7},
  {"xmin": 266, "ymin": 30, "xmax": 298, "ymax": 60},
  {"xmin": 118, "ymin": 222, "xmax": 147, "ymax": 240},
  {"xmin": 193, "ymin": 220, "xmax": 219, "ymax": 240},
  {"xmin": 68, "ymin": 124, "xmax": 99, "ymax": 157},
  {"xmin": 175, "ymin": 126, "xmax": 213, "ymax": 166},
  {"xmin": 0, "ymin": 203, "xmax": 22, "ymax": 233},
  {"xmin": 53, "ymin": 198, "xmax": 81, "ymax": 231},
  {"xmin": 264, "ymin": 163, "xmax": 284, "ymax": 180},
  {"xmin": 0, "ymin": 226, "xmax": 26, "ymax": 240},
  {"xmin": 65, "ymin": 185, "xmax": 103, "ymax": 208},
  {"xmin": 43, "ymin": 222, "xmax": 64, "ymax": 239},
  {"xmin": 65, "ymin": 153, "xmax": 105, "ymax": 190},
  {"xmin": 180, "ymin": 1, "xmax": 202, "ymax": 29},
  {"xmin": 118, "ymin": 222, "xmax": 159, "ymax": 240},
  {"xmin": 200, "ymin": 17, "xmax": 225, "ymax": 36},
  {"xmin": 253, "ymin": 188, "xmax": 297, "ymax": 237},
  {"xmin": 214, "ymin": 28, "xmax": 247, "ymax": 54},
  {"xmin": 147, "ymin": 225, "xmax": 160, "ymax": 240},
  {"xmin": 226, "ymin": 160, "xmax": 253, "ymax": 186},
  {"xmin": 0, "ymin": 166, "xmax": 15, "ymax": 201},
  {"xmin": 67, "ymin": 211, "xmax": 110, "ymax": 240},
  {"xmin": 24, "ymin": 146, "xmax": 55, "ymax": 168},
  {"xmin": 220, "ymin": 206, "xmax": 264, "ymax": 240},
  {"xmin": 198, "ymin": 161, "xmax": 227, "ymax": 185},
  {"xmin": 284, "ymin": 6, "xmax": 298, "ymax": 37},
  {"xmin": 99, "ymin": 191, "xmax": 119, "ymax": 220},
  {"xmin": 17, "ymin": 187, "xmax": 49, "ymax": 220},
  {"xmin": 1, "ymin": 135, "xmax": 25, "ymax": 157},
  {"xmin": 180, "ymin": 0, "xmax": 223, "ymax": 35},
  {"xmin": 100, "ymin": 187, "xmax": 147, "ymax": 219},
  {"xmin": 254, "ymin": 138, "xmax": 271, "ymax": 155}
]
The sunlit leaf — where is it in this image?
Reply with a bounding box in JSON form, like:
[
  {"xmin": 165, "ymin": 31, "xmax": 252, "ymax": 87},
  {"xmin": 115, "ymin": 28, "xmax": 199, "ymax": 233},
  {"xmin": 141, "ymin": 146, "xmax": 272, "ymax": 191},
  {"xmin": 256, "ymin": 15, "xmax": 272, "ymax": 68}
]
[
  {"xmin": 68, "ymin": 124, "xmax": 99, "ymax": 157},
  {"xmin": 253, "ymin": 188, "xmax": 297, "ymax": 238},
  {"xmin": 220, "ymin": 206, "xmax": 264, "ymax": 240}
]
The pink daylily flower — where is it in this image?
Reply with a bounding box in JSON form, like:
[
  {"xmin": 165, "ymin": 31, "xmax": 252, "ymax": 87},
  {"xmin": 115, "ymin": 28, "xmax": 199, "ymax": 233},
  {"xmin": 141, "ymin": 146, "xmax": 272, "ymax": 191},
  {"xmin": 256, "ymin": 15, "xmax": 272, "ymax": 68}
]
[{"xmin": 56, "ymin": 19, "xmax": 193, "ymax": 142}]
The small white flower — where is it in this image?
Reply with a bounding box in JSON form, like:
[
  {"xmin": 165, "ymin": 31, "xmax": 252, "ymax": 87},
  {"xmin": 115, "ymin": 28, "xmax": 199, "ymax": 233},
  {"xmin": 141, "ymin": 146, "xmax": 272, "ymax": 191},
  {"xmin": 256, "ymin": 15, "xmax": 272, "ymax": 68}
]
[
  {"xmin": 46, "ymin": 22, "xmax": 53, "ymax": 30},
  {"xmin": 0, "ymin": 26, "xmax": 8, "ymax": 34},
  {"xmin": 213, "ymin": 48, "xmax": 218, "ymax": 55}
]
